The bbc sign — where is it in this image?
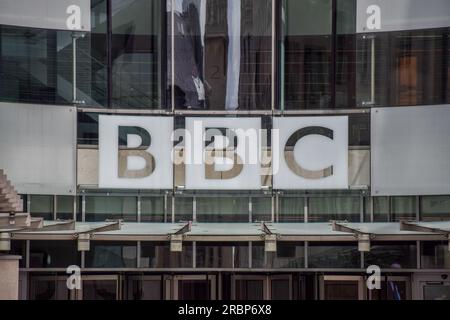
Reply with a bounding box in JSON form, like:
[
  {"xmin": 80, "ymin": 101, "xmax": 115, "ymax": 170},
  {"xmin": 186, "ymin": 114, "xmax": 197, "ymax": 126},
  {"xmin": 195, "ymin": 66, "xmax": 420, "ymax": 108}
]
[{"xmin": 98, "ymin": 116, "xmax": 348, "ymax": 190}]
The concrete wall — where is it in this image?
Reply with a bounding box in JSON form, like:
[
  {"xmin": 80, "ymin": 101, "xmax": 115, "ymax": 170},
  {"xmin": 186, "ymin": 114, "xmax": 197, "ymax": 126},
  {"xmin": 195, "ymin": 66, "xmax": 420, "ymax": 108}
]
[{"xmin": 0, "ymin": 255, "xmax": 21, "ymax": 300}]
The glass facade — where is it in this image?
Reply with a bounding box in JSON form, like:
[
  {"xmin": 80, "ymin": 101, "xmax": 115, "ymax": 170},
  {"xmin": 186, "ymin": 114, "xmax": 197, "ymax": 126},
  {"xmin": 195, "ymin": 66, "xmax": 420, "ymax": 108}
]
[
  {"xmin": 1, "ymin": 0, "xmax": 450, "ymax": 302},
  {"xmin": 169, "ymin": 0, "xmax": 272, "ymax": 110}
]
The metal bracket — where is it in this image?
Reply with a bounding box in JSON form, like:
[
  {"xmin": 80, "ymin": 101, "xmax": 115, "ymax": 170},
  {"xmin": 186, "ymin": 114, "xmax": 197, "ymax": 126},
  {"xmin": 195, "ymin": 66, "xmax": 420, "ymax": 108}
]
[{"xmin": 331, "ymin": 221, "xmax": 373, "ymax": 252}]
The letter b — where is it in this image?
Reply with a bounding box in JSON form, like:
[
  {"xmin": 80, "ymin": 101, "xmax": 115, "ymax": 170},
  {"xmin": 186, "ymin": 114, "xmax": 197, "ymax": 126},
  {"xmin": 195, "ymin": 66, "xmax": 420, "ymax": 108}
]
[{"xmin": 118, "ymin": 126, "xmax": 155, "ymax": 178}]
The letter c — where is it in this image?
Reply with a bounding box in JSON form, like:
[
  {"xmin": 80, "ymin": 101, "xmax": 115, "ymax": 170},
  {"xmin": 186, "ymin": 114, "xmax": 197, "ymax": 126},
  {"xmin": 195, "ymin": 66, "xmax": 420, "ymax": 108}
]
[{"xmin": 284, "ymin": 126, "xmax": 334, "ymax": 179}]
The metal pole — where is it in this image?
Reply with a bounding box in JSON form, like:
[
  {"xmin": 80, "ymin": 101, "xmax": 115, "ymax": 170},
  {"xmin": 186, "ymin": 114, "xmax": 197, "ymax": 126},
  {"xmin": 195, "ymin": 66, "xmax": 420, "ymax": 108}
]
[{"xmin": 72, "ymin": 33, "xmax": 77, "ymax": 103}]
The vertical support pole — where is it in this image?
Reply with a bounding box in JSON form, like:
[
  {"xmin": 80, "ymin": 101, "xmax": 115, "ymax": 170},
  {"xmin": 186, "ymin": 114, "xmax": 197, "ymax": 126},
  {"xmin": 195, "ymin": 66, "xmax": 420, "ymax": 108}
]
[{"xmin": 72, "ymin": 33, "xmax": 77, "ymax": 103}]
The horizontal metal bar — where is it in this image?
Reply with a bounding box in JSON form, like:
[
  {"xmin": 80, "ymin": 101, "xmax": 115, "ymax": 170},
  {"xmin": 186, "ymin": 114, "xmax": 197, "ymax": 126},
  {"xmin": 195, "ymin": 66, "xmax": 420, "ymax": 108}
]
[
  {"xmin": 77, "ymin": 108, "xmax": 171, "ymax": 115},
  {"xmin": 11, "ymin": 233, "xmax": 448, "ymax": 242},
  {"xmin": 18, "ymin": 268, "xmax": 450, "ymax": 273},
  {"xmin": 275, "ymin": 109, "xmax": 370, "ymax": 116}
]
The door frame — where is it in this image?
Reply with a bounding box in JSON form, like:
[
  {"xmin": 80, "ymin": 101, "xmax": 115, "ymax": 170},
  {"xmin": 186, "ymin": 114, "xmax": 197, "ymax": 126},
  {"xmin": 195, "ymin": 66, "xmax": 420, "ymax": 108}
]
[
  {"xmin": 367, "ymin": 275, "xmax": 411, "ymax": 300},
  {"xmin": 166, "ymin": 274, "xmax": 217, "ymax": 300},
  {"xmin": 320, "ymin": 275, "xmax": 366, "ymax": 300},
  {"xmin": 231, "ymin": 275, "xmax": 268, "ymax": 300},
  {"xmin": 75, "ymin": 274, "xmax": 121, "ymax": 300},
  {"xmin": 126, "ymin": 275, "xmax": 163, "ymax": 300},
  {"xmin": 413, "ymin": 273, "xmax": 450, "ymax": 300},
  {"xmin": 231, "ymin": 274, "xmax": 293, "ymax": 300},
  {"xmin": 28, "ymin": 275, "xmax": 76, "ymax": 300}
]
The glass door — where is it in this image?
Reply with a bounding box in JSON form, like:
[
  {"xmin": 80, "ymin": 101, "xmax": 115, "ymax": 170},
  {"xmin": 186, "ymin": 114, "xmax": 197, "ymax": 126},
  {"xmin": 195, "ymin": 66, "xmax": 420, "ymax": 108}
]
[
  {"xmin": 368, "ymin": 276, "xmax": 411, "ymax": 300},
  {"xmin": 232, "ymin": 276, "xmax": 267, "ymax": 300},
  {"xmin": 269, "ymin": 275, "xmax": 293, "ymax": 300},
  {"xmin": 422, "ymin": 283, "xmax": 450, "ymax": 300},
  {"xmin": 413, "ymin": 274, "xmax": 450, "ymax": 300},
  {"xmin": 231, "ymin": 275, "xmax": 293, "ymax": 300},
  {"xmin": 320, "ymin": 276, "xmax": 365, "ymax": 300},
  {"xmin": 29, "ymin": 275, "xmax": 75, "ymax": 300},
  {"xmin": 77, "ymin": 275, "xmax": 120, "ymax": 300},
  {"xmin": 166, "ymin": 275, "xmax": 217, "ymax": 300},
  {"xmin": 126, "ymin": 275, "xmax": 163, "ymax": 300}
]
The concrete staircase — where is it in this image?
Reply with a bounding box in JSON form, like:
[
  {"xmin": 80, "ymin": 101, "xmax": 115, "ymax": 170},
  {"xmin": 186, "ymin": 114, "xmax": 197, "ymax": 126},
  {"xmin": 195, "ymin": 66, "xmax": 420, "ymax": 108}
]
[{"xmin": 0, "ymin": 170, "xmax": 23, "ymax": 213}]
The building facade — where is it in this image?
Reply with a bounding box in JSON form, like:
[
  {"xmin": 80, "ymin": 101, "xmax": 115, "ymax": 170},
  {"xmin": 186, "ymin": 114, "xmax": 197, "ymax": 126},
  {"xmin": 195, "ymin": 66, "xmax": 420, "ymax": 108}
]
[{"xmin": 0, "ymin": 0, "xmax": 450, "ymax": 300}]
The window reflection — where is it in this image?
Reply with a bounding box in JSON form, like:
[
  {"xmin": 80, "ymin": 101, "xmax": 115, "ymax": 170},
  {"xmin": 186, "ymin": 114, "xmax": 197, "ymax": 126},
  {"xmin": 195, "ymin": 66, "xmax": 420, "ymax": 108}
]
[
  {"xmin": 111, "ymin": 0, "xmax": 163, "ymax": 108},
  {"xmin": 140, "ymin": 241, "xmax": 193, "ymax": 268},
  {"xmin": 30, "ymin": 195, "xmax": 54, "ymax": 220},
  {"xmin": 356, "ymin": 28, "xmax": 450, "ymax": 107},
  {"xmin": 421, "ymin": 241, "xmax": 450, "ymax": 269},
  {"xmin": 196, "ymin": 242, "xmax": 249, "ymax": 268},
  {"xmin": 85, "ymin": 196, "xmax": 137, "ymax": 221},
  {"xmin": 365, "ymin": 242, "xmax": 417, "ymax": 269},
  {"xmin": 281, "ymin": 0, "xmax": 332, "ymax": 110},
  {"xmin": 85, "ymin": 241, "xmax": 137, "ymax": 268},
  {"xmin": 308, "ymin": 242, "xmax": 360, "ymax": 268},
  {"xmin": 169, "ymin": 0, "xmax": 272, "ymax": 110}
]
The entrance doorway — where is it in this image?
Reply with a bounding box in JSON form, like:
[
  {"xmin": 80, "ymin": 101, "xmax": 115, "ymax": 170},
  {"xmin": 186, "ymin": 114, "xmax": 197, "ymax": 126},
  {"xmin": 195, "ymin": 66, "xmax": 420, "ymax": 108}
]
[
  {"xmin": 231, "ymin": 275, "xmax": 293, "ymax": 300},
  {"xmin": 29, "ymin": 275, "xmax": 74, "ymax": 300},
  {"xmin": 320, "ymin": 276, "xmax": 365, "ymax": 300},
  {"xmin": 165, "ymin": 275, "xmax": 217, "ymax": 300},
  {"xmin": 78, "ymin": 275, "xmax": 120, "ymax": 300},
  {"xmin": 414, "ymin": 274, "xmax": 450, "ymax": 300},
  {"xmin": 126, "ymin": 275, "xmax": 163, "ymax": 300}
]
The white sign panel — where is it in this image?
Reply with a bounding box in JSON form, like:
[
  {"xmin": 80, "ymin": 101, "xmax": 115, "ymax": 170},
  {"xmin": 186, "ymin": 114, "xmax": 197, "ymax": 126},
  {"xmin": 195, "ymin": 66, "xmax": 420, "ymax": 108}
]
[
  {"xmin": 185, "ymin": 117, "xmax": 261, "ymax": 190},
  {"xmin": 0, "ymin": 102, "xmax": 76, "ymax": 195},
  {"xmin": 98, "ymin": 115, "xmax": 173, "ymax": 189},
  {"xmin": 357, "ymin": 0, "xmax": 450, "ymax": 33},
  {"xmin": 371, "ymin": 105, "xmax": 450, "ymax": 196},
  {"xmin": 0, "ymin": 0, "xmax": 91, "ymax": 31},
  {"xmin": 273, "ymin": 116, "xmax": 348, "ymax": 190}
]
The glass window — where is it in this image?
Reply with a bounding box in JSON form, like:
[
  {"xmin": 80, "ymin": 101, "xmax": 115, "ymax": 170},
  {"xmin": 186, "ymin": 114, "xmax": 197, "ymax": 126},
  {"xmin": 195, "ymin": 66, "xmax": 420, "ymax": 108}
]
[
  {"xmin": 0, "ymin": 0, "xmax": 108, "ymax": 107},
  {"xmin": 266, "ymin": 242, "xmax": 305, "ymax": 268},
  {"xmin": 77, "ymin": 112, "xmax": 99, "ymax": 145},
  {"xmin": 369, "ymin": 280, "xmax": 410, "ymax": 300},
  {"xmin": 251, "ymin": 242, "xmax": 265, "ymax": 268},
  {"xmin": 10, "ymin": 240, "xmax": 26, "ymax": 268},
  {"xmin": 126, "ymin": 278, "xmax": 162, "ymax": 300},
  {"xmin": 56, "ymin": 196, "xmax": 74, "ymax": 220},
  {"xmin": 196, "ymin": 196, "xmax": 249, "ymax": 222},
  {"xmin": 140, "ymin": 241, "xmax": 193, "ymax": 268},
  {"xmin": 278, "ymin": 196, "xmax": 305, "ymax": 222},
  {"xmin": 349, "ymin": 114, "xmax": 370, "ymax": 146},
  {"xmin": 251, "ymin": 196, "xmax": 272, "ymax": 222},
  {"xmin": 196, "ymin": 242, "xmax": 249, "ymax": 268},
  {"xmin": 373, "ymin": 196, "xmax": 418, "ymax": 222},
  {"xmin": 85, "ymin": 241, "xmax": 137, "ymax": 268},
  {"xmin": 111, "ymin": 0, "xmax": 163, "ymax": 109},
  {"xmin": 373, "ymin": 196, "xmax": 389, "ymax": 222},
  {"xmin": 84, "ymin": 0, "xmax": 108, "ymax": 107},
  {"xmin": 308, "ymin": 196, "xmax": 361, "ymax": 222},
  {"xmin": 30, "ymin": 195, "xmax": 54, "ymax": 220},
  {"xmin": 29, "ymin": 241, "xmax": 80, "ymax": 268},
  {"xmin": 421, "ymin": 241, "xmax": 450, "ymax": 269},
  {"xmin": 391, "ymin": 196, "xmax": 416, "ymax": 221},
  {"xmin": 356, "ymin": 27, "xmax": 450, "ymax": 107},
  {"xmin": 0, "ymin": 26, "xmax": 73, "ymax": 105},
  {"xmin": 335, "ymin": 0, "xmax": 356, "ymax": 109},
  {"xmin": 169, "ymin": 0, "xmax": 272, "ymax": 110},
  {"xmin": 174, "ymin": 196, "xmax": 193, "ymax": 222},
  {"xmin": 365, "ymin": 242, "xmax": 417, "ymax": 269},
  {"xmin": 141, "ymin": 196, "xmax": 166, "ymax": 222},
  {"xmin": 281, "ymin": 0, "xmax": 332, "ymax": 110},
  {"xmin": 82, "ymin": 279, "xmax": 117, "ymax": 300},
  {"xmin": 85, "ymin": 196, "xmax": 137, "ymax": 221},
  {"xmin": 421, "ymin": 196, "xmax": 450, "ymax": 221},
  {"xmin": 29, "ymin": 277, "xmax": 71, "ymax": 300},
  {"xmin": 308, "ymin": 242, "xmax": 360, "ymax": 268}
]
